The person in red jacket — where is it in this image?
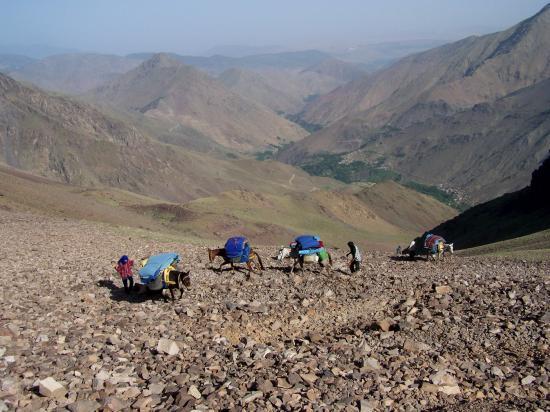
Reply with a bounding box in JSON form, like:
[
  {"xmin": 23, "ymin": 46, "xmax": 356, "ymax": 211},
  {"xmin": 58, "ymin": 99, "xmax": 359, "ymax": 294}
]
[{"xmin": 115, "ymin": 255, "xmax": 134, "ymax": 294}]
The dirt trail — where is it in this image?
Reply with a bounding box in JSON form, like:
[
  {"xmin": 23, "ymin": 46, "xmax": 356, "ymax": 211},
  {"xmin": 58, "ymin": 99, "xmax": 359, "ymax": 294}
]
[{"xmin": 0, "ymin": 209, "xmax": 548, "ymax": 411}]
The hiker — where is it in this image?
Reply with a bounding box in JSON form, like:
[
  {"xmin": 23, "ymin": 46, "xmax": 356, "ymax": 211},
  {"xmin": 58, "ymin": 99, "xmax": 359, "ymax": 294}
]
[
  {"xmin": 346, "ymin": 241, "xmax": 362, "ymax": 273},
  {"xmin": 115, "ymin": 255, "xmax": 134, "ymax": 294}
]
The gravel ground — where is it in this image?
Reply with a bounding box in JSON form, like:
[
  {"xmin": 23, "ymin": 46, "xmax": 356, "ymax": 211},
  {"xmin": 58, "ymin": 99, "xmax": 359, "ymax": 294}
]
[{"xmin": 0, "ymin": 210, "xmax": 548, "ymax": 411}]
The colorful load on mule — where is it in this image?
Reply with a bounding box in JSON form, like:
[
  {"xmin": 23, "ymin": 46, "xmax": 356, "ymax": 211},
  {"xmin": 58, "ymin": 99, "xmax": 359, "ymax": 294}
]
[
  {"xmin": 424, "ymin": 234, "xmax": 445, "ymax": 254},
  {"xmin": 293, "ymin": 235, "xmax": 330, "ymax": 264},
  {"xmin": 402, "ymin": 233, "xmax": 453, "ymax": 261},
  {"xmin": 138, "ymin": 252, "xmax": 180, "ymax": 290}
]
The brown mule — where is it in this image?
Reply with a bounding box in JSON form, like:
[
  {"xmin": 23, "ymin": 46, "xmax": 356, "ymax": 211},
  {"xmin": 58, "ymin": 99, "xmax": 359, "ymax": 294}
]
[
  {"xmin": 208, "ymin": 248, "xmax": 265, "ymax": 276},
  {"xmin": 164, "ymin": 270, "xmax": 191, "ymax": 301}
]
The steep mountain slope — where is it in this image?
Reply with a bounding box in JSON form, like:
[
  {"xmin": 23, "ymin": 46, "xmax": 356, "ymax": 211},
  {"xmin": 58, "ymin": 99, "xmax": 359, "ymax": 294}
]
[
  {"xmin": 0, "ymin": 72, "xmax": 327, "ymax": 202},
  {"xmin": 302, "ymin": 4, "xmax": 550, "ymax": 127},
  {"xmin": 430, "ymin": 155, "xmax": 550, "ymax": 251},
  {"xmin": 300, "ymin": 58, "xmax": 366, "ymax": 83},
  {"xmin": 90, "ymin": 54, "xmax": 306, "ymax": 151},
  {"xmin": 0, "ymin": 72, "xmax": 457, "ymax": 247},
  {"xmin": 279, "ymin": 78, "xmax": 550, "ymax": 203},
  {"xmin": 218, "ymin": 68, "xmax": 303, "ymax": 114},
  {"xmin": 218, "ymin": 65, "xmax": 359, "ymax": 115},
  {"xmin": 10, "ymin": 53, "xmax": 144, "ymax": 94}
]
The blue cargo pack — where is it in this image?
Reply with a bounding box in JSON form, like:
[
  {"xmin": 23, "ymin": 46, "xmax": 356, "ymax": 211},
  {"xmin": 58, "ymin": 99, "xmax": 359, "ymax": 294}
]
[
  {"xmin": 295, "ymin": 235, "xmax": 321, "ymax": 250},
  {"xmin": 139, "ymin": 253, "xmax": 179, "ymax": 285},
  {"xmin": 225, "ymin": 237, "xmax": 250, "ymax": 263}
]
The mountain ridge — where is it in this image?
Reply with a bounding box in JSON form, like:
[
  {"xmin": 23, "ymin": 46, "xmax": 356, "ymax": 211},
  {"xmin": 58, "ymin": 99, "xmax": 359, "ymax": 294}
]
[
  {"xmin": 301, "ymin": 4, "xmax": 550, "ymax": 127},
  {"xmin": 90, "ymin": 53, "xmax": 307, "ymax": 151}
]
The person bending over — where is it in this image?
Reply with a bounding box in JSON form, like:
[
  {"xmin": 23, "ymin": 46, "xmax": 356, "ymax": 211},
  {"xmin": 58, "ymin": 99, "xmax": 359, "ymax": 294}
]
[{"xmin": 346, "ymin": 241, "xmax": 362, "ymax": 274}]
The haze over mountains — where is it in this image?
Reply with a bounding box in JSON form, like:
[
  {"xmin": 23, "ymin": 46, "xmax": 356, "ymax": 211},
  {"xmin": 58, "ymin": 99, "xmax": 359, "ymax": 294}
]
[
  {"xmin": 0, "ymin": 4, "xmax": 548, "ymax": 249},
  {"xmin": 10, "ymin": 53, "xmax": 144, "ymax": 94}
]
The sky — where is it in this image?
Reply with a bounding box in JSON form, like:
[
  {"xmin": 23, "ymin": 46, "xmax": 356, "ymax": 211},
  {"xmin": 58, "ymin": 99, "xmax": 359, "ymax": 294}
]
[{"xmin": 2, "ymin": 0, "xmax": 549, "ymax": 56}]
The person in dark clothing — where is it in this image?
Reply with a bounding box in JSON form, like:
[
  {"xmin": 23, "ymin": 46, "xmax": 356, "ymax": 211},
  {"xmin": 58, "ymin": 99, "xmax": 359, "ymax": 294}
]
[{"xmin": 346, "ymin": 241, "xmax": 362, "ymax": 273}]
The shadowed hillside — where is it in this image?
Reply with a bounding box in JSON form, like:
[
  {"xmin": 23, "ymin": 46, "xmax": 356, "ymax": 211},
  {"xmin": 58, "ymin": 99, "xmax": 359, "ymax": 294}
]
[{"xmin": 430, "ymin": 154, "xmax": 550, "ymax": 250}]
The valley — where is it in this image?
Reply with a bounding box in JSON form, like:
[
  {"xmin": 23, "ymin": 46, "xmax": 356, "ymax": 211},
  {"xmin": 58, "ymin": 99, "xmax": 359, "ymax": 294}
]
[{"xmin": 0, "ymin": 3, "xmax": 549, "ymax": 411}]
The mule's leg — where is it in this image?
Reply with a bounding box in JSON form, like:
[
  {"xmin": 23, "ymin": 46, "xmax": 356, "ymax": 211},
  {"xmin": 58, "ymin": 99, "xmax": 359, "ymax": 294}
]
[{"xmin": 254, "ymin": 251, "xmax": 265, "ymax": 271}]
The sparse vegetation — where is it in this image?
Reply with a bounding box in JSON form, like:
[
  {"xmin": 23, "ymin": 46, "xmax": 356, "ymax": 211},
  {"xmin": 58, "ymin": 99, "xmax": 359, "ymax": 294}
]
[
  {"xmin": 300, "ymin": 153, "xmax": 400, "ymax": 183},
  {"xmin": 285, "ymin": 113, "xmax": 323, "ymax": 133},
  {"xmin": 255, "ymin": 142, "xmax": 292, "ymax": 161},
  {"xmin": 402, "ymin": 181, "xmax": 469, "ymax": 211},
  {"xmin": 255, "ymin": 150, "xmax": 274, "ymax": 161}
]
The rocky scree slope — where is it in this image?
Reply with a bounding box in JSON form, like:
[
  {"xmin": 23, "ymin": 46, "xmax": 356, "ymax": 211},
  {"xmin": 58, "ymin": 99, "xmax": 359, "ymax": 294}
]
[{"xmin": 0, "ymin": 209, "xmax": 548, "ymax": 411}]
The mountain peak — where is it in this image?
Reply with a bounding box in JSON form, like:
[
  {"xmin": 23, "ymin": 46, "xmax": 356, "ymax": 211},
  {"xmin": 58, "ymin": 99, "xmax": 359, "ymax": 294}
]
[{"xmin": 142, "ymin": 53, "xmax": 182, "ymax": 70}]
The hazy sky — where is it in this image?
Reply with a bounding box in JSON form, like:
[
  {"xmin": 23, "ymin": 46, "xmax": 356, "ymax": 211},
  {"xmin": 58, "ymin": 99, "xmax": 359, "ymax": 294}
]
[{"xmin": 3, "ymin": 0, "xmax": 549, "ymax": 55}]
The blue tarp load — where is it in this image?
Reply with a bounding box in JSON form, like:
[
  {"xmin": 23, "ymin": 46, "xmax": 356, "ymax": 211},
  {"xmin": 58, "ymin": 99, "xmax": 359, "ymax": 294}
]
[
  {"xmin": 139, "ymin": 252, "xmax": 179, "ymax": 285},
  {"xmin": 295, "ymin": 235, "xmax": 321, "ymax": 250},
  {"xmin": 225, "ymin": 236, "xmax": 250, "ymax": 263}
]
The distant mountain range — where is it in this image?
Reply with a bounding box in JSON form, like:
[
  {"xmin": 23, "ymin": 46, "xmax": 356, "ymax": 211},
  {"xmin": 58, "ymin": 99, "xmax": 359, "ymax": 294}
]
[
  {"xmin": 1, "ymin": 5, "xmax": 549, "ymax": 234},
  {"xmin": 301, "ymin": 5, "xmax": 550, "ymax": 127},
  {"xmin": 89, "ymin": 54, "xmax": 306, "ymax": 151},
  {"xmin": 217, "ymin": 58, "xmax": 365, "ymax": 115},
  {"xmin": 332, "ymin": 39, "xmax": 447, "ymax": 70},
  {"xmin": 3, "ymin": 49, "xmax": 366, "ymax": 116},
  {"xmin": 0, "ymin": 71, "xmax": 456, "ymax": 247},
  {"xmin": 10, "ymin": 53, "xmax": 144, "ymax": 94},
  {"xmin": 279, "ymin": 4, "xmax": 550, "ymax": 204}
]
